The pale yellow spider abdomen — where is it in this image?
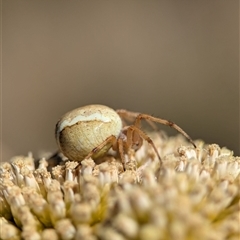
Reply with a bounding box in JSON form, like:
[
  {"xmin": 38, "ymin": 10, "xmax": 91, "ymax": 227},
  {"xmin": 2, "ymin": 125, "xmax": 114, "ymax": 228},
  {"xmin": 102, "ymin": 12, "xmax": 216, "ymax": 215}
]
[{"xmin": 55, "ymin": 105, "xmax": 123, "ymax": 162}]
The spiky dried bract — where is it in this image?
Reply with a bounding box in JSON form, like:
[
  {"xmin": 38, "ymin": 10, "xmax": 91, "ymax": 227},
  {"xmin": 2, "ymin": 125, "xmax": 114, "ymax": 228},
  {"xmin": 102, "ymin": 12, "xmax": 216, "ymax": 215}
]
[{"xmin": 0, "ymin": 135, "xmax": 239, "ymax": 240}]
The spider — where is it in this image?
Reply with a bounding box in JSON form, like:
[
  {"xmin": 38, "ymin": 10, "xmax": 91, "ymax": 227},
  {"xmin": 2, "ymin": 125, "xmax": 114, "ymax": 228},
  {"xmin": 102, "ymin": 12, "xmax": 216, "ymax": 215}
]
[{"xmin": 55, "ymin": 104, "xmax": 196, "ymax": 167}]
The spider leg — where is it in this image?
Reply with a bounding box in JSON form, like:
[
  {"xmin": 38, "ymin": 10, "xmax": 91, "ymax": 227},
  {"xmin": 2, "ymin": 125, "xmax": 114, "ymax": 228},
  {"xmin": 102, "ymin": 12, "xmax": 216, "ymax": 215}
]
[
  {"xmin": 127, "ymin": 125, "xmax": 162, "ymax": 164},
  {"xmin": 134, "ymin": 114, "xmax": 196, "ymax": 148},
  {"xmin": 116, "ymin": 136, "xmax": 127, "ymax": 170},
  {"xmin": 74, "ymin": 135, "xmax": 117, "ymax": 170},
  {"xmin": 125, "ymin": 125, "xmax": 133, "ymax": 148},
  {"xmin": 116, "ymin": 109, "xmax": 158, "ymax": 130},
  {"xmin": 84, "ymin": 135, "xmax": 117, "ymax": 159},
  {"xmin": 117, "ymin": 137, "xmax": 124, "ymax": 161}
]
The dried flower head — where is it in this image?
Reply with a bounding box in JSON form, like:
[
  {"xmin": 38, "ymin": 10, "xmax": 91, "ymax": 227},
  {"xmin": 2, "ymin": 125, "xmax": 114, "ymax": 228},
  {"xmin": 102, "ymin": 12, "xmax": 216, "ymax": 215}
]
[{"xmin": 0, "ymin": 134, "xmax": 239, "ymax": 240}]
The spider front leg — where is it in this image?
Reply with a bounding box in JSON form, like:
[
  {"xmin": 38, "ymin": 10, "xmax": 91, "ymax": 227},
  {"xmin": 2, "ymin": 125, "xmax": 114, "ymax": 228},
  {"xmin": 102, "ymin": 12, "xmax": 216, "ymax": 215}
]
[
  {"xmin": 75, "ymin": 135, "xmax": 117, "ymax": 170},
  {"xmin": 84, "ymin": 135, "xmax": 117, "ymax": 160},
  {"xmin": 134, "ymin": 114, "xmax": 197, "ymax": 148}
]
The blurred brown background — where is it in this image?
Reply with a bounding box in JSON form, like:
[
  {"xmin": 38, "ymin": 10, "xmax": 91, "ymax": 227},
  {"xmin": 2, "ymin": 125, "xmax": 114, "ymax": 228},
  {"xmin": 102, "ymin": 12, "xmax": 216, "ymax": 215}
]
[{"xmin": 2, "ymin": 1, "xmax": 239, "ymax": 161}]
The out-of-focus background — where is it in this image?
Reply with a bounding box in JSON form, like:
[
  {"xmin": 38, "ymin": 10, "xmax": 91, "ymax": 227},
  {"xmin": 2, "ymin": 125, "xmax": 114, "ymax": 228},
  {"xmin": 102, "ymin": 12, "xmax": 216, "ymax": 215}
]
[{"xmin": 2, "ymin": 1, "xmax": 239, "ymax": 161}]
